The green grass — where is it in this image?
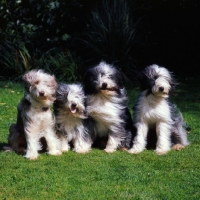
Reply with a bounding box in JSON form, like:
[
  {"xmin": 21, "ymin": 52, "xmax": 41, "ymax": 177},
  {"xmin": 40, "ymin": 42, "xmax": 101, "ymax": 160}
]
[{"xmin": 0, "ymin": 78, "xmax": 200, "ymax": 200}]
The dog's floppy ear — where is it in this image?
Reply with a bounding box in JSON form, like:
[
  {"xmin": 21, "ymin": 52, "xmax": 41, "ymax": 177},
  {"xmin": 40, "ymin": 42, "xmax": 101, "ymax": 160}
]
[
  {"xmin": 114, "ymin": 69, "xmax": 125, "ymax": 89},
  {"xmin": 22, "ymin": 71, "xmax": 34, "ymax": 92},
  {"xmin": 83, "ymin": 68, "xmax": 97, "ymax": 94},
  {"xmin": 137, "ymin": 71, "xmax": 149, "ymax": 91},
  {"xmin": 48, "ymin": 75, "xmax": 58, "ymax": 89}
]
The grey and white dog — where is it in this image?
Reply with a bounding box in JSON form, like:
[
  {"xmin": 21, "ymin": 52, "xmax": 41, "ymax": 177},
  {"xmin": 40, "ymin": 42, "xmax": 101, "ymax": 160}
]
[
  {"xmin": 4, "ymin": 70, "xmax": 62, "ymax": 160},
  {"xmin": 128, "ymin": 64, "xmax": 189, "ymax": 155},
  {"xmin": 53, "ymin": 83, "xmax": 93, "ymax": 153},
  {"xmin": 84, "ymin": 61, "xmax": 134, "ymax": 153}
]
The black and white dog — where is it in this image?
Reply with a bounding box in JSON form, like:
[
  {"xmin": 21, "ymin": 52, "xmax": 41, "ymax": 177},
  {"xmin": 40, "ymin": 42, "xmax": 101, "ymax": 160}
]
[
  {"xmin": 54, "ymin": 83, "xmax": 93, "ymax": 153},
  {"xmin": 4, "ymin": 70, "xmax": 61, "ymax": 160},
  {"xmin": 128, "ymin": 64, "xmax": 189, "ymax": 155},
  {"xmin": 84, "ymin": 61, "xmax": 134, "ymax": 153}
]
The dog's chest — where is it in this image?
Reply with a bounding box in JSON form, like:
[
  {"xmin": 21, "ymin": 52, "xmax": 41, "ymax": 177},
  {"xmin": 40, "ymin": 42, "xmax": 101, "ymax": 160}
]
[
  {"xmin": 88, "ymin": 96, "xmax": 120, "ymax": 120},
  {"xmin": 26, "ymin": 107, "xmax": 53, "ymax": 126},
  {"xmin": 56, "ymin": 114, "xmax": 82, "ymax": 134},
  {"xmin": 137, "ymin": 96, "xmax": 170, "ymax": 123}
]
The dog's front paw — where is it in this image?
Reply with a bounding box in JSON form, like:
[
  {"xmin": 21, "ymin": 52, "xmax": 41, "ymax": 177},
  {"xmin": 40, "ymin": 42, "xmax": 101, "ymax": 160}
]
[
  {"xmin": 24, "ymin": 151, "xmax": 39, "ymax": 160},
  {"xmin": 155, "ymin": 149, "xmax": 168, "ymax": 155},
  {"xmin": 128, "ymin": 148, "xmax": 143, "ymax": 154},
  {"xmin": 104, "ymin": 148, "xmax": 116, "ymax": 153},
  {"xmin": 48, "ymin": 150, "xmax": 62, "ymax": 156},
  {"xmin": 171, "ymin": 144, "xmax": 185, "ymax": 151},
  {"xmin": 75, "ymin": 149, "xmax": 90, "ymax": 154}
]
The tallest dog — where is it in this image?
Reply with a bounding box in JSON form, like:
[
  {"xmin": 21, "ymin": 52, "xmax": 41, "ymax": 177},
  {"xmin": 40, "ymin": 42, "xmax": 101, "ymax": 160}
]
[{"xmin": 84, "ymin": 61, "xmax": 134, "ymax": 153}]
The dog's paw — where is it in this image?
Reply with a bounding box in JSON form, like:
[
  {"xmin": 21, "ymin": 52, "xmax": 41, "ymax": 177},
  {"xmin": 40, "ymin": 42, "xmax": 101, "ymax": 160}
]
[
  {"xmin": 127, "ymin": 148, "xmax": 143, "ymax": 154},
  {"xmin": 61, "ymin": 147, "xmax": 70, "ymax": 152},
  {"xmin": 104, "ymin": 148, "xmax": 116, "ymax": 153},
  {"xmin": 24, "ymin": 152, "xmax": 39, "ymax": 160},
  {"xmin": 48, "ymin": 150, "xmax": 62, "ymax": 156},
  {"xmin": 171, "ymin": 144, "xmax": 185, "ymax": 151},
  {"xmin": 3, "ymin": 146, "xmax": 13, "ymax": 152},
  {"xmin": 75, "ymin": 149, "xmax": 90, "ymax": 154},
  {"xmin": 155, "ymin": 149, "xmax": 168, "ymax": 155}
]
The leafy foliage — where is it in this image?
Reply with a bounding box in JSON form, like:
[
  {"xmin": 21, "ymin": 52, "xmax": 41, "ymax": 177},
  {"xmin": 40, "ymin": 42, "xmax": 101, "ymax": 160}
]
[
  {"xmin": 0, "ymin": 0, "xmax": 92, "ymax": 81},
  {"xmin": 82, "ymin": 0, "xmax": 138, "ymax": 78}
]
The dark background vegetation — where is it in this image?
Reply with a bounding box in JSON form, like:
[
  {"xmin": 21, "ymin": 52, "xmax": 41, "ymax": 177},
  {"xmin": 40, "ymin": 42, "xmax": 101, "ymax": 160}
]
[{"xmin": 0, "ymin": 0, "xmax": 199, "ymax": 82}]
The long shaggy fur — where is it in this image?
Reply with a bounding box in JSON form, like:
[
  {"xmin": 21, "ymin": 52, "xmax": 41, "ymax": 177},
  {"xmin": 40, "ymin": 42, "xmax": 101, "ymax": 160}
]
[
  {"xmin": 128, "ymin": 64, "xmax": 189, "ymax": 155},
  {"xmin": 54, "ymin": 83, "xmax": 93, "ymax": 153},
  {"xmin": 4, "ymin": 70, "xmax": 61, "ymax": 159},
  {"xmin": 84, "ymin": 61, "xmax": 134, "ymax": 153}
]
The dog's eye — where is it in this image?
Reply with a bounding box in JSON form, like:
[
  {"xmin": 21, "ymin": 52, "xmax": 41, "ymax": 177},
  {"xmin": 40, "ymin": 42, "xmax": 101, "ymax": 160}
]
[
  {"xmin": 35, "ymin": 81, "xmax": 39, "ymax": 85},
  {"xmin": 154, "ymin": 75, "xmax": 158, "ymax": 80},
  {"xmin": 108, "ymin": 75, "xmax": 113, "ymax": 79},
  {"xmin": 101, "ymin": 73, "xmax": 105, "ymax": 77}
]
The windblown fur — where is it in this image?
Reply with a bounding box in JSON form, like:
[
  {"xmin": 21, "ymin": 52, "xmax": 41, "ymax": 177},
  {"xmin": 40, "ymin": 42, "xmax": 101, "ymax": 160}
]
[
  {"xmin": 128, "ymin": 64, "xmax": 189, "ymax": 155},
  {"xmin": 84, "ymin": 61, "xmax": 134, "ymax": 153},
  {"xmin": 4, "ymin": 70, "xmax": 61, "ymax": 159},
  {"xmin": 54, "ymin": 83, "xmax": 93, "ymax": 153}
]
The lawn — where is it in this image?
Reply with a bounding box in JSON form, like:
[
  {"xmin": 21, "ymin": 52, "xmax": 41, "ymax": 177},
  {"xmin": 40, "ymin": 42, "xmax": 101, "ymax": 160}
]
[{"xmin": 0, "ymin": 77, "xmax": 200, "ymax": 200}]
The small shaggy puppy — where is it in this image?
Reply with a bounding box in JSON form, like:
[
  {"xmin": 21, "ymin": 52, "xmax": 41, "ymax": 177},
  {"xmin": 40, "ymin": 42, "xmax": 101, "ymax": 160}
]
[
  {"xmin": 128, "ymin": 64, "xmax": 189, "ymax": 155},
  {"xmin": 84, "ymin": 61, "xmax": 134, "ymax": 153},
  {"xmin": 53, "ymin": 83, "xmax": 93, "ymax": 153},
  {"xmin": 5, "ymin": 70, "xmax": 61, "ymax": 159}
]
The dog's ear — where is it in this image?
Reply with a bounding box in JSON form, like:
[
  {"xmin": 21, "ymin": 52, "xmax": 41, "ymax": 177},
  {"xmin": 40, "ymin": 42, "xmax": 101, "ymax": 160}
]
[
  {"xmin": 22, "ymin": 71, "xmax": 34, "ymax": 92},
  {"xmin": 48, "ymin": 75, "xmax": 58, "ymax": 89},
  {"xmin": 137, "ymin": 71, "xmax": 149, "ymax": 91},
  {"xmin": 115, "ymin": 69, "xmax": 125, "ymax": 89},
  {"xmin": 83, "ymin": 68, "xmax": 97, "ymax": 94}
]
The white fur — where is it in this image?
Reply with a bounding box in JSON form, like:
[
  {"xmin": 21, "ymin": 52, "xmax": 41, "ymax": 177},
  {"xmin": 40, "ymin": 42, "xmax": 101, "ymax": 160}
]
[
  {"xmin": 23, "ymin": 70, "xmax": 61, "ymax": 159},
  {"xmin": 54, "ymin": 84, "xmax": 92, "ymax": 153},
  {"xmin": 128, "ymin": 64, "xmax": 189, "ymax": 155},
  {"xmin": 84, "ymin": 61, "xmax": 133, "ymax": 152}
]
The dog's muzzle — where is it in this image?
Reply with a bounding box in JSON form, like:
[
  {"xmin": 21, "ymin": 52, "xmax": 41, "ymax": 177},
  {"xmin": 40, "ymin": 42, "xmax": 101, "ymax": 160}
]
[
  {"xmin": 159, "ymin": 87, "xmax": 164, "ymax": 92},
  {"xmin": 70, "ymin": 102, "xmax": 77, "ymax": 114},
  {"xmin": 101, "ymin": 82, "xmax": 107, "ymax": 90}
]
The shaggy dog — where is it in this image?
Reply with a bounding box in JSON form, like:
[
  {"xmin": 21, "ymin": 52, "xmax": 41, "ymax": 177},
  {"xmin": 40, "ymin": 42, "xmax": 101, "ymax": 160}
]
[
  {"xmin": 128, "ymin": 64, "xmax": 189, "ymax": 155},
  {"xmin": 83, "ymin": 61, "xmax": 134, "ymax": 153},
  {"xmin": 4, "ymin": 70, "xmax": 61, "ymax": 159},
  {"xmin": 53, "ymin": 83, "xmax": 93, "ymax": 153}
]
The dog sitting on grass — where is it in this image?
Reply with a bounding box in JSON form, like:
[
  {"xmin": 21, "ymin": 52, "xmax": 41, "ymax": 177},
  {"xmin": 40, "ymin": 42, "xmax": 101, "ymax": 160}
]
[
  {"xmin": 4, "ymin": 70, "xmax": 62, "ymax": 160},
  {"xmin": 128, "ymin": 64, "xmax": 190, "ymax": 155},
  {"xmin": 83, "ymin": 61, "xmax": 134, "ymax": 153},
  {"xmin": 53, "ymin": 83, "xmax": 93, "ymax": 153}
]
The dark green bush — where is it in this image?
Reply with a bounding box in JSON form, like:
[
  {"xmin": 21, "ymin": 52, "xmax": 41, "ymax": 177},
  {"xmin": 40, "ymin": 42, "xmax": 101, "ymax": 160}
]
[{"xmin": 82, "ymin": 0, "xmax": 139, "ymax": 79}]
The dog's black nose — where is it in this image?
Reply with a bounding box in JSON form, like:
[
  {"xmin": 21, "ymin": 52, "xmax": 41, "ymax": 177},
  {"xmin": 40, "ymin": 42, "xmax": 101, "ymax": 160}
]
[
  {"xmin": 159, "ymin": 87, "xmax": 164, "ymax": 92},
  {"xmin": 102, "ymin": 82, "xmax": 107, "ymax": 89},
  {"xmin": 71, "ymin": 102, "xmax": 77, "ymax": 109},
  {"xmin": 39, "ymin": 91, "xmax": 45, "ymax": 96}
]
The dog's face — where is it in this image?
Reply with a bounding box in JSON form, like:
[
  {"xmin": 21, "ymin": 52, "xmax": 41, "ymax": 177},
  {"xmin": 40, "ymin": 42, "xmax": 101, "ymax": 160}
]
[
  {"xmin": 84, "ymin": 61, "xmax": 124, "ymax": 96},
  {"xmin": 138, "ymin": 64, "xmax": 176, "ymax": 98},
  {"xmin": 22, "ymin": 70, "xmax": 57, "ymax": 102},
  {"xmin": 55, "ymin": 83, "xmax": 86, "ymax": 118}
]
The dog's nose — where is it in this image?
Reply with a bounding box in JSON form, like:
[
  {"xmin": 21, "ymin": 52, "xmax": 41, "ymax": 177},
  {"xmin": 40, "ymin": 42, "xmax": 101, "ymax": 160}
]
[
  {"xmin": 159, "ymin": 87, "xmax": 164, "ymax": 92},
  {"xmin": 102, "ymin": 82, "xmax": 107, "ymax": 89},
  {"xmin": 71, "ymin": 102, "xmax": 77, "ymax": 109},
  {"xmin": 39, "ymin": 91, "xmax": 45, "ymax": 96}
]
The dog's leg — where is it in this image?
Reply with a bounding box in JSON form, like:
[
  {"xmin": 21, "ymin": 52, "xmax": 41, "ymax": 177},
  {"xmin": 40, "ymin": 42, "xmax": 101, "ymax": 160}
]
[
  {"xmin": 74, "ymin": 136, "xmax": 92, "ymax": 154},
  {"xmin": 155, "ymin": 122, "xmax": 171, "ymax": 155},
  {"xmin": 60, "ymin": 135, "xmax": 70, "ymax": 152},
  {"xmin": 104, "ymin": 134, "xmax": 120, "ymax": 153},
  {"xmin": 45, "ymin": 128, "xmax": 62, "ymax": 156},
  {"xmin": 128, "ymin": 122, "xmax": 148, "ymax": 154},
  {"xmin": 73, "ymin": 126, "xmax": 92, "ymax": 153},
  {"xmin": 24, "ymin": 133, "xmax": 39, "ymax": 160}
]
